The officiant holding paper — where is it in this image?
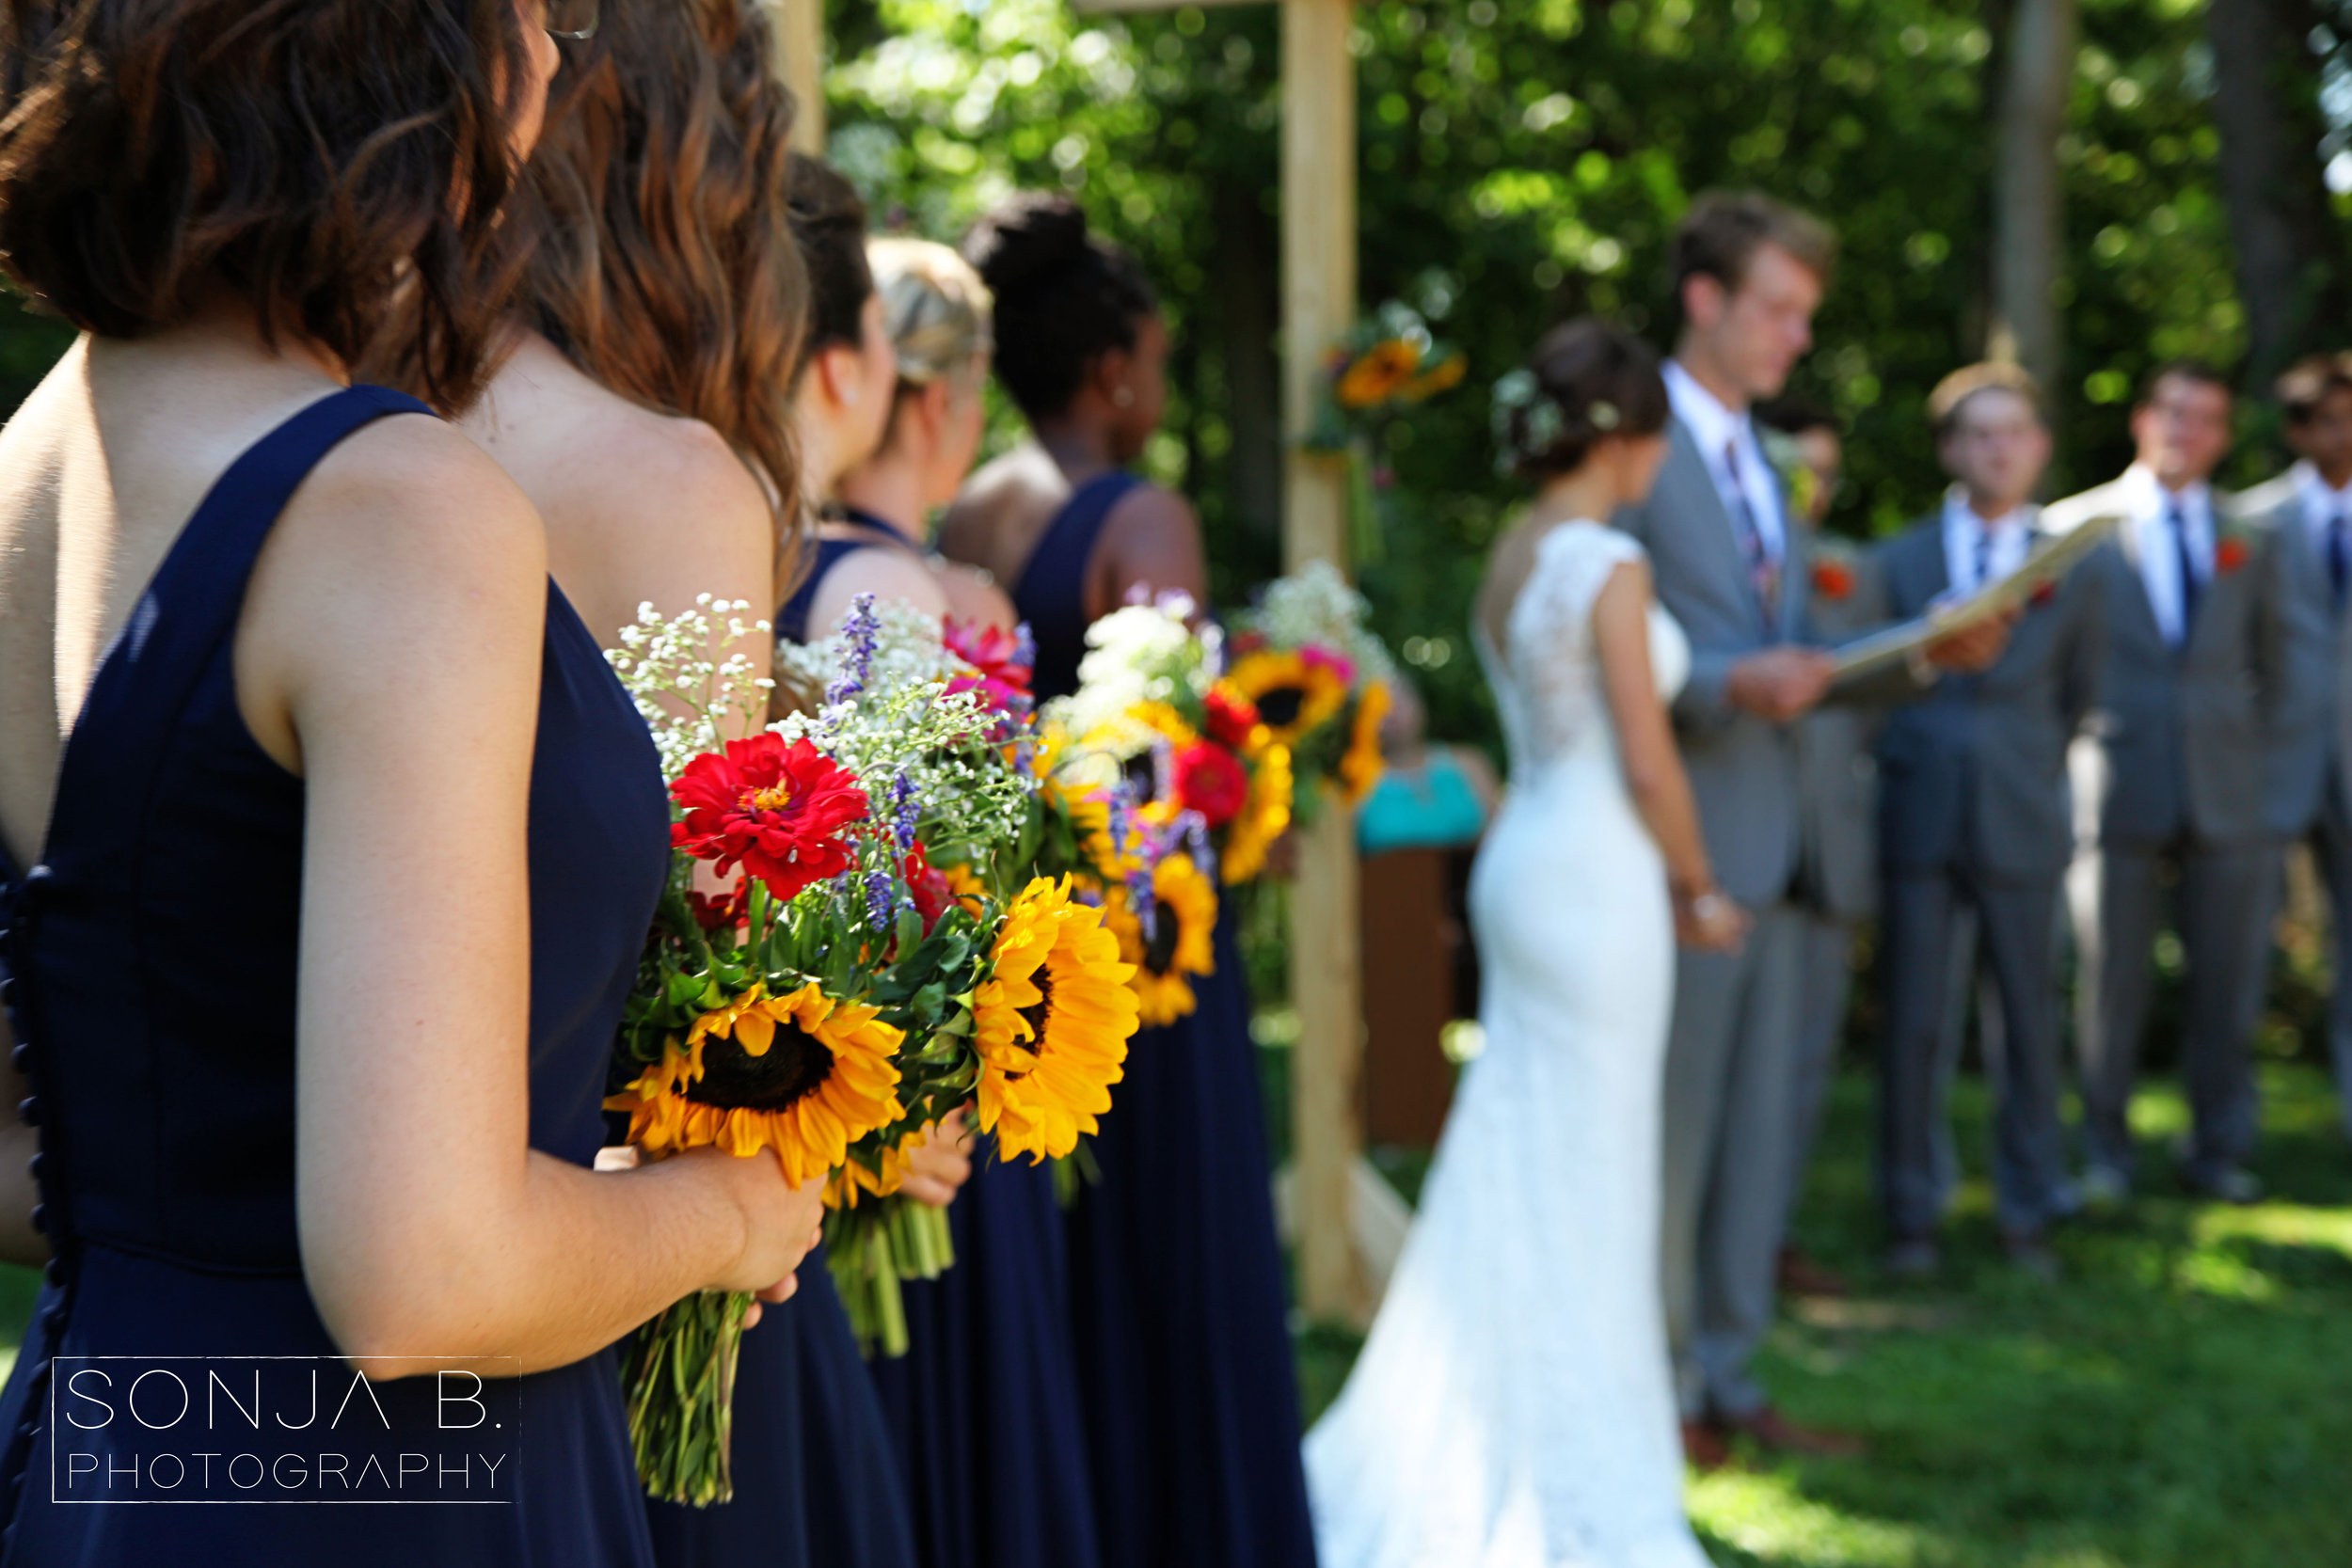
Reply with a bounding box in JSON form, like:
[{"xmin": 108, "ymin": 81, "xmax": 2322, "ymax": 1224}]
[{"xmin": 1870, "ymin": 365, "xmax": 2102, "ymax": 1279}]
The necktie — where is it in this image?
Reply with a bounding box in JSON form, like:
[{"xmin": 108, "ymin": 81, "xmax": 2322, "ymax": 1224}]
[
  {"xmin": 2328, "ymin": 509, "xmax": 2349, "ymax": 612},
  {"xmin": 1722, "ymin": 438, "xmax": 1778, "ymax": 616},
  {"xmin": 1972, "ymin": 525, "xmax": 1995, "ymax": 595},
  {"xmin": 2169, "ymin": 499, "xmax": 2201, "ymax": 645}
]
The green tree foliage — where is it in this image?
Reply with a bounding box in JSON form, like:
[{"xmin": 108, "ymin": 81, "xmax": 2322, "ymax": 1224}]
[{"xmin": 821, "ymin": 0, "xmax": 2272, "ymax": 747}]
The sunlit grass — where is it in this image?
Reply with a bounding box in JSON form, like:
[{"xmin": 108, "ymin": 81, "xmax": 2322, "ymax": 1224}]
[{"xmin": 1293, "ymin": 1064, "xmax": 2352, "ymax": 1568}]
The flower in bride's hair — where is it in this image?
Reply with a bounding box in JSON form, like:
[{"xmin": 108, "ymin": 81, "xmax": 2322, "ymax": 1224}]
[
  {"xmin": 607, "ymin": 981, "xmax": 905, "ymax": 1188},
  {"xmin": 670, "ymin": 733, "xmax": 869, "ymax": 902},
  {"xmin": 1589, "ymin": 399, "xmax": 1621, "ymax": 431},
  {"xmin": 974, "ymin": 878, "xmax": 1138, "ymax": 1163}
]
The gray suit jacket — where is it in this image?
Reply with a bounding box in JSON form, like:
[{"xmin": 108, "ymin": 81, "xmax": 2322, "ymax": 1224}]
[
  {"xmin": 1871, "ymin": 510, "xmax": 2104, "ymax": 882},
  {"xmin": 1790, "ymin": 538, "xmax": 1883, "ymax": 921},
  {"xmin": 2048, "ymin": 476, "xmax": 2295, "ymax": 849},
  {"xmin": 2232, "ymin": 472, "xmax": 2344, "ymax": 833},
  {"xmin": 1612, "ymin": 416, "xmax": 1813, "ymax": 906}
]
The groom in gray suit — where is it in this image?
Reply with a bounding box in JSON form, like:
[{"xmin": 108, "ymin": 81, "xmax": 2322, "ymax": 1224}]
[
  {"xmin": 1872, "ymin": 364, "xmax": 2100, "ymax": 1280},
  {"xmin": 1613, "ymin": 194, "xmax": 2006, "ymax": 1464},
  {"xmin": 2232, "ymin": 354, "xmax": 2352, "ymax": 1138},
  {"xmin": 2052, "ymin": 363, "xmax": 2295, "ymax": 1205}
]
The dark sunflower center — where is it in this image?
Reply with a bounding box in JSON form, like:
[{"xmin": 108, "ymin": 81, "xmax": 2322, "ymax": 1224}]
[
  {"xmin": 1255, "ymin": 686, "xmax": 1307, "ymax": 729},
  {"xmin": 1120, "ymin": 751, "xmax": 1160, "ymax": 806},
  {"xmin": 1141, "ymin": 905, "xmax": 1181, "ymax": 976},
  {"xmin": 1017, "ymin": 969, "xmax": 1057, "ymax": 1060},
  {"xmin": 688, "ymin": 1022, "xmax": 834, "ymax": 1112}
]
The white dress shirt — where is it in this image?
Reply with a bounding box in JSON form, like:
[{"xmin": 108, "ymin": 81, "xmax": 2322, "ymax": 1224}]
[
  {"xmin": 2291, "ymin": 459, "xmax": 2352, "ymax": 551},
  {"xmin": 1664, "ymin": 359, "xmax": 1786, "ymax": 565},
  {"xmin": 2119, "ymin": 464, "xmax": 2214, "ymax": 647},
  {"xmin": 1939, "ymin": 488, "xmax": 2035, "ymax": 599}
]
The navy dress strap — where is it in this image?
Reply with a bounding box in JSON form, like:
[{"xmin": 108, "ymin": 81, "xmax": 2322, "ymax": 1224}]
[
  {"xmin": 1011, "ymin": 470, "xmax": 1142, "ymax": 701},
  {"xmin": 778, "ymin": 534, "xmax": 893, "ymax": 645}
]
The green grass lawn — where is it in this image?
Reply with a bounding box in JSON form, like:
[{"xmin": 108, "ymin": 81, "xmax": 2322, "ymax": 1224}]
[{"xmin": 1296, "ymin": 1063, "xmax": 2352, "ymax": 1568}]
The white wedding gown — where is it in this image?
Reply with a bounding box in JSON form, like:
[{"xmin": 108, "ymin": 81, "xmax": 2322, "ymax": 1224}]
[{"xmin": 1304, "ymin": 520, "xmax": 1709, "ymax": 1568}]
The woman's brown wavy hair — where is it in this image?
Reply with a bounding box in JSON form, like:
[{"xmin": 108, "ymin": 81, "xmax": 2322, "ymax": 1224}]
[
  {"xmin": 522, "ymin": 0, "xmax": 809, "ymax": 603},
  {"xmin": 0, "ymin": 0, "xmax": 539, "ymax": 411}
]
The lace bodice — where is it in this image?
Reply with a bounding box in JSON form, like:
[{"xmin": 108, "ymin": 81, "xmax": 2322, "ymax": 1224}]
[{"xmin": 1473, "ymin": 520, "xmax": 1689, "ymax": 787}]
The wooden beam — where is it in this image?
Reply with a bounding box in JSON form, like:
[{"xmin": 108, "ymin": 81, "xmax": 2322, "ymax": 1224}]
[
  {"xmin": 770, "ymin": 0, "xmax": 827, "ymax": 153},
  {"xmin": 1279, "ymin": 0, "xmax": 1370, "ymax": 1330}
]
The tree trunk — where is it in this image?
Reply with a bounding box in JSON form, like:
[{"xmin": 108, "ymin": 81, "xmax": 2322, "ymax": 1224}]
[
  {"xmin": 2206, "ymin": 0, "xmax": 2352, "ymax": 387},
  {"xmin": 1988, "ymin": 0, "xmax": 2076, "ymax": 396}
]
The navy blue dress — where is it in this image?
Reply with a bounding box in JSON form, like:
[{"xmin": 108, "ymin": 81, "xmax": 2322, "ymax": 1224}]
[
  {"xmin": 646, "ymin": 536, "xmax": 922, "ymax": 1568},
  {"xmin": 776, "ymin": 518, "xmax": 1102, "ymax": 1568},
  {"xmin": 1013, "ymin": 470, "xmax": 1320, "ymax": 1568},
  {"xmin": 0, "ymin": 387, "xmax": 668, "ymax": 1565}
]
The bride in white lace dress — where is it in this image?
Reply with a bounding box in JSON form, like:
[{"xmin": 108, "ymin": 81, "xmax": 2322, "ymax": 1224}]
[{"xmin": 1305, "ymin": 322, "xmax": 1744, "ymax": 1568}]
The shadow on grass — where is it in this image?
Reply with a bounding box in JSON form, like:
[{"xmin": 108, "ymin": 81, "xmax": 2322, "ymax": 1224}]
[{"xmin": 1295, "ymin": 1064, "xmax": 2352, "ymax": 1568}]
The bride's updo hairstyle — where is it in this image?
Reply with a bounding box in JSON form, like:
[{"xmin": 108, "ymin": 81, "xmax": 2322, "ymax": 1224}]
[
  {"xmin": 0, "ymin": 0, "xmax": 544, "ymax": 410},
  {"xmin": 519, "ymin": 0, "xmax": 807, "ymax": 567},
  {"xmin": 785, "ymin": 154, "xmax": 875, "ymax": 386},
  {"xmin": 1494, "ymin": 319, "xmax": 1670, "ymax": 482},
  {"xmin": 869, "ymin": 236, "xmax": 992, "ymax": 442},
  {"xmin": 961, "ymin": 192, "xmax": 1154, "ymax": 420}
]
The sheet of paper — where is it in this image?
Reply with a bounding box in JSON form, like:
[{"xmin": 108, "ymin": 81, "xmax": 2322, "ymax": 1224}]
[{"xmin": 1828, "ymin": 511, "xmax": 2120, "ymax": 682}]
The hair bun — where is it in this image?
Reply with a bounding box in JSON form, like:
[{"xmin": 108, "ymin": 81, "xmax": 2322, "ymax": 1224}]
[{"xmin": 961, "ymin": 192, "xmax": 1092, "ymax": 298}]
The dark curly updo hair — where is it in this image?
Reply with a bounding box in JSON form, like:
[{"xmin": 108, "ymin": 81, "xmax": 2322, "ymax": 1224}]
[
  {"xmin": 1493, "ymin": 319, "xmax": 1669, "ymax": 481},
  {"xmin": 961, "ymin": 192, "xmax": 1155, "ymax": 420},
  {"xmin": 0, "ymin": 0, "xmax": 542, "ymax": 411},
  {"xmin": 786, "ymin": 153, "xmax": 872, "ymax": 384}
]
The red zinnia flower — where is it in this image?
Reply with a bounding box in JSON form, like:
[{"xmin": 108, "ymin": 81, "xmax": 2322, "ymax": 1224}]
[
  {"xmin": 688, "ymin": 879, "xmax": 751, "ymax": 932},
  {"xmin": 903, "ymin": 845, "xmax": 955, "ymax": 936},
  {"xmin": 1204, "ymin": 687, "xmax": 1263, "ymax": 752},
  {"xmin": 671, "ymin": 733, "xmax": 868, "ymax": 902},
  {"xmin": 1173, "ymin": 741, "xmax": 1250, "ymax": 828},
  {"xmin": 945, "ymin": 619, "xmax": 1034, "ymax": 694}
]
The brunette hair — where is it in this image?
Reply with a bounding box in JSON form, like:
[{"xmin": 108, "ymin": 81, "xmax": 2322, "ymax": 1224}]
[
  {"xmin": 1506, "ymin": 319, "xmax": 1669, "ymax": 481},
  {"xmin": 519, "ymin": 0, "xmax": 807, "ymax": 582},
  {"xmin": 0, "ymin": 0, "xmax": 539, "ymax": 410},
  {"xmin": 2276, "ymin": 352, "xmax": 2352, "ymax": 425},
  {"xmin": 1926, "ymin": 361, "xmax": 2046, "ymax": 438},
  {"xmin": 2137, "ymin": 358, "xmax": 2231, "ymax": 408},
  {"xmin": 961, "ymin": 192, "xmax": 1155, "ymax": 420},
  {"xmin": 1670, "ymin": 190, "xmax": 1836, "ymax": 303},
  {"xmin": 787, "ymin": 155, "xmax": 872, "ymax": 379}
]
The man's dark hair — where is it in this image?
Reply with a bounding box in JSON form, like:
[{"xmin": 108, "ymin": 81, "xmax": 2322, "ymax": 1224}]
[
  {"xmin": 1753, "ymin": 393, "xmax": 1838, "ymax": 439},
  {"xmin": 2137, "ymin": 358, "xmax": 2232, "ymax": 408},
  {"xmin": 2275, "ymin": 353, "xmax": 2352, "ymax": 426},
  {"xmin": 1669, "ymin": 191, "xmax": 1836, "ymax": 304},
  {"xmin": 0, "ymin": 0, "xmax": 540, "ymax": 411}
]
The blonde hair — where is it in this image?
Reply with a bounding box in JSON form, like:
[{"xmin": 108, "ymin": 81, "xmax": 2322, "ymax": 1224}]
[{"xmin": 869, "ymin": 236, "xmax": 993, "ymax": 388}]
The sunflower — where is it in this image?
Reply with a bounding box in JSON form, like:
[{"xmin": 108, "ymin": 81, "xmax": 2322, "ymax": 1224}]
[
  {"xmin": 1219, "ymin": 741, "xmax": 1293, "ymax": 885},
  {"xmin": 973, "ymin": 878, "xmax": 1139, "ymax": 1162},
  {"xmin": 1339, "ymin": 681, "xmax": 1391, "ymax": 805},
  {"xmin": 1222, "ymin": 650, "xmax": 1350, "ymax": 749},
  {"xmin": 608, "ymin": 981, "xmax": 905, "ymax": 1188},
  {"xmin": 1105, "ymin": 852, "xmax": 1219, "ymax": 1026},
  {"xmin": 826, "ymin": 1121, "xmax": 937, "ymax": 1211},
  {"xmin": 1335, "ymin": 338, "xmax": 1422, "ymax": 409}
]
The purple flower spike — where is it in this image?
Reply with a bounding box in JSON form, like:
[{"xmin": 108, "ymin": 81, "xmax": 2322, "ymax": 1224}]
[
  {"xmin": 888, "ymin": 773, "xmax": 920, "ymax": 855},
  {"xmin": 826, "ymin": 593, "xmax": 882, "ymax": 707}
]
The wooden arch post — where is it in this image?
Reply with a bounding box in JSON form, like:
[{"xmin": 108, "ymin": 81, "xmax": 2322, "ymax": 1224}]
[{"xmin": 790, "ymin": 0, "xmax": 1371, "ymax": 1327}]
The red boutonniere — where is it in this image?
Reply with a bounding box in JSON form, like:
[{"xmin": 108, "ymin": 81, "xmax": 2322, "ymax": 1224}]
[
  {"xmin": 2214, "ymin": 535, "xmax": 2251, "ymax": 576},
  {"xmin": 1811, "ymin": 558, "xmax": 1856, "ymax": 601},
  {"xmin": 2029, "ymin": 579, "xmax": 2058, "ymax": 609}
]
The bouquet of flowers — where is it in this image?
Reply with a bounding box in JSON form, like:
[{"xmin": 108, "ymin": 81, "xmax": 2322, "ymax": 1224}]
[
  {"xmin": 1045, "ymin": 593, "xmax": 1292, "ymax": 889},
  {"xmin": 1228, "ymin": 562, "xmax": 1395, "ymax": 822},
  {"xmin": 1302, "ymin": 302, "xmax": 1469, "ymax": 562},
  {"xmin": 772, "ymin": 601, "xmax": 1140, "ymax": 1357}
]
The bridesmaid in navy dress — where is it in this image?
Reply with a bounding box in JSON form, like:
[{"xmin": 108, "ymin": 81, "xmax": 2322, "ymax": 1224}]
[
  {"xmin": 0, "ymin": 5, "xmax": 819, "ymax": 1563},
  {"xmin": 815, "ymin": 236, "xmax": 1106, "ymax": 1568},
  {"xmin": 446, "ymin": 20, "xmax": 909, "ymax": 1568},
  {"xmin": 940, "ymin": 194, "xmax": 1320, "ymax": 1568}
]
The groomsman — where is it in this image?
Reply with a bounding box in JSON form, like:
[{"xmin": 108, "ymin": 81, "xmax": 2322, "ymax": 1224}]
[
  {"xmin": 1872, "ymin": 364, "xmax": 2100, "ymax": 1279},
  {"xmin": 1613, "ymin": 193, "xmax": 2005, "ymax": 1465},
  {"xmin": 2233, "ymin": 354, "xmax": 2352, "ymax": 1137},
  {"xmin": 2052, "ymin": 363, "xmax": 2295, "ymax": 1206},
  {"xmin": 1759, "ymin": 397, "xmax": 1872, "ymax": 1300}
]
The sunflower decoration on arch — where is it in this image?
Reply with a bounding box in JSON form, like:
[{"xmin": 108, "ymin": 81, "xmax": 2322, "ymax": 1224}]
[{"xmin": 1227, "ymin": 560, "xmax": 1399, "ymax": 827}]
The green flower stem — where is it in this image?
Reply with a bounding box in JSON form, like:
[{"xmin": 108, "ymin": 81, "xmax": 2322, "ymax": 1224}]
[{"xmin": 621, "ymin": 1289, "xmax": 752, "ymax": 1506}]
